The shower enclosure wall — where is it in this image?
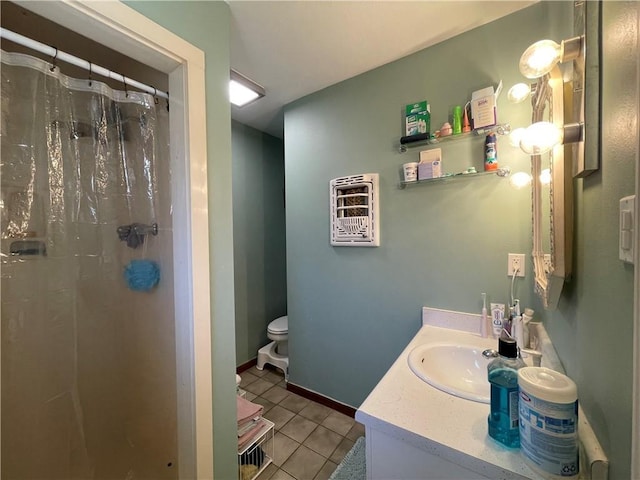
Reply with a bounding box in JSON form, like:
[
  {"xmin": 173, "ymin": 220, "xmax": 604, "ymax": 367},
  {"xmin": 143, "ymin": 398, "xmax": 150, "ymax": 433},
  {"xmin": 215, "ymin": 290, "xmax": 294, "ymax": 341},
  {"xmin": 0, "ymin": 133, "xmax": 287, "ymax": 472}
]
[{"xmin": 1, "ymin": 42, "xmax": 177, "ymax": 479}]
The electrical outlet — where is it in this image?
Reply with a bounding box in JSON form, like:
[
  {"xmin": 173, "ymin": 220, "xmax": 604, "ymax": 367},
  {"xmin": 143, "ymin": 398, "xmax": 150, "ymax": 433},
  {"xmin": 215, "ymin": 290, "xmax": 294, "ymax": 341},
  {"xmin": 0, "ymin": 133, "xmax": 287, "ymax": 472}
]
[
  {"xmin": 507, "ymin": 253, "xmax": 525, "ymax": 277},
  {"xmin": 543, "ymin": 254, "xmax": 552, "ymax": 275}
]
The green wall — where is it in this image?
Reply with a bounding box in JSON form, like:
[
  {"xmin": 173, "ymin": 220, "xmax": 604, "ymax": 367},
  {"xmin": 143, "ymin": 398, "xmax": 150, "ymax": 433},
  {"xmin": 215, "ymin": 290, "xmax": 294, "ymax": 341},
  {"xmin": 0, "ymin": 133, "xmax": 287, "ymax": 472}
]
[
  {"xmin": 125, "ymin": 2, "xmax": 237, "ymax": 479},
  {"xmin": 284, "ymin": 2, "xmax": 637, "ymax": 478},
  {"xmin": 232, "ymin": 121, "xmax": 287, "ymax": 365},
  {"xmin": 284, "ymin": 1, "xmax": 566, "ymax": 407},
  {"xmin": 544, "ymin": 3, "xmax": 638, "ymax": 479}
]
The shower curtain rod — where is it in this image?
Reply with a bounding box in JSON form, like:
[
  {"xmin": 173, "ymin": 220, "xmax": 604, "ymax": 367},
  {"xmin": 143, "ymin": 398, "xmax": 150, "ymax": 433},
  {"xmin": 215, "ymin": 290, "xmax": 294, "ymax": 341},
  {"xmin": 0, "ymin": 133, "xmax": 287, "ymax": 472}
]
[{"xmin": 0, "ymin": 28, "xmax": 169, "ymax": 100}]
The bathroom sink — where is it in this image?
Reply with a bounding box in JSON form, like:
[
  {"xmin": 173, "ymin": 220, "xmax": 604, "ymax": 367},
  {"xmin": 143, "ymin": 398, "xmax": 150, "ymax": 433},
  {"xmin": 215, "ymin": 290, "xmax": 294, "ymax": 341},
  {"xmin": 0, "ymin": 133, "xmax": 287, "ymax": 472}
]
[{"xmin": 407, "ymin": 343, "xmax": 491, "ymax": 403}]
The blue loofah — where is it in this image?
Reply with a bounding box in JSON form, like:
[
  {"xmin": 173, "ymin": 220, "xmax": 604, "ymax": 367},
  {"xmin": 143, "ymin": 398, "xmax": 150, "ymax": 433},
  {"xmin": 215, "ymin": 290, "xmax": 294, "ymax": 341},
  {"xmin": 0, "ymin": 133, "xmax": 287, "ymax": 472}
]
[{"xmin": 124, "ymin": 259, "xmax": 160, "ymax": 291}]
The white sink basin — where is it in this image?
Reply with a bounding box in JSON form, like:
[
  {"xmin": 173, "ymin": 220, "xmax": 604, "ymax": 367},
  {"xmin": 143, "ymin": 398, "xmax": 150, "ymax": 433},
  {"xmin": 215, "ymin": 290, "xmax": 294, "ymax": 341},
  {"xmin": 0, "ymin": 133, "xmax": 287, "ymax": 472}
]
[{"xmin": 407, "ymin": 343, "xmax": 491, "ymax": 403}]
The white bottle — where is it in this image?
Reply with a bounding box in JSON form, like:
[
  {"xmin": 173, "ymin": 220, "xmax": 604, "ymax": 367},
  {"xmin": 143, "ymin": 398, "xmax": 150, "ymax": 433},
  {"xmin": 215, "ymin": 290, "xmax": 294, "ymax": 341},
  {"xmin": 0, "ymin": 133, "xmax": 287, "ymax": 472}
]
[{"xmin": 522, "ymin": 308, "xmax": 534, "ymax": 349}]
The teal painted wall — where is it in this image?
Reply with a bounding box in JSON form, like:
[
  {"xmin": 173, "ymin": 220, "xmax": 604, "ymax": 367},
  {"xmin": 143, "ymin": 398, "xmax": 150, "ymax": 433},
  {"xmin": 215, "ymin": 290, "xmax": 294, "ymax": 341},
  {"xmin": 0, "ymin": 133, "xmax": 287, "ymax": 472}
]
[
  {"xmin": 284, "ymin": 1, "xmax": 638, "ymax": 477},
  {"xmin": 232, "ymin": 121, "xmax": 287, "ymax": 365},
  {"xmin": 284, "ymin": 1, "xmax": 568, "ymax": 408},
  {"xmin": 125, "ymin": 2, "xmax": 237, "ymax": 479},
  {"xmin": 544, "ymin": 3, "xmax": 638, "ymax": 479}
]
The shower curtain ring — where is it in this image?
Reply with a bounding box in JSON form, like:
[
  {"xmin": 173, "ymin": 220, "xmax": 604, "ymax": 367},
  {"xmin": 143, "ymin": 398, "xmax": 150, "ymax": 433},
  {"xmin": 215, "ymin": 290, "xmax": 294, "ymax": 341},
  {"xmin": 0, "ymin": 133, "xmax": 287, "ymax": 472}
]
[
  {"xmin": 49, "ymin": 47, "xmax": 58, "ymax": 72},
  {"xmin": 121, "ymin": 74, "xmax": 129, "ymax": 98},
  {"xmin": 152, "ymin": 86, "xmax": 159, "ymax": 105},
  {"xmin": 88, "ymin": 62, "xmax": 93, "ymax": 86}
]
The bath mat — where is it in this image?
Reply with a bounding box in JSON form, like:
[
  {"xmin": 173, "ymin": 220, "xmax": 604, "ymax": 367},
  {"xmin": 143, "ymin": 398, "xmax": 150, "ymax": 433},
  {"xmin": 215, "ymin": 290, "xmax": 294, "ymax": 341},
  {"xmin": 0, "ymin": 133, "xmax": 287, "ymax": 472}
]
[{"xmin": 329, "ymin": 436, "xmax": 365, "ymax": 480}]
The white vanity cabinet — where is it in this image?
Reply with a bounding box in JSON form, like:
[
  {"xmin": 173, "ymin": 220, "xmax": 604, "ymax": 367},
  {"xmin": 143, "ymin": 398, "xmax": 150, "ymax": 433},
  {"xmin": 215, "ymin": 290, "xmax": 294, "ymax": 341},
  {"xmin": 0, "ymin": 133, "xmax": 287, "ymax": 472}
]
[
  {"xmin": 355, "ymin": 308, "xmax": 608, "ymax": 480},
  {"xmin": 364, "ymin": 426, "xmax": 492, "ymax": 480}
]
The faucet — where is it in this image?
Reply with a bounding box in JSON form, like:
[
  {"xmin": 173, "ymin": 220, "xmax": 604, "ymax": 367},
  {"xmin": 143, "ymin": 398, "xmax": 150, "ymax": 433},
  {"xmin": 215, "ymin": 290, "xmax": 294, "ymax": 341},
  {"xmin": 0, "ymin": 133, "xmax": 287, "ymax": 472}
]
[{"xmin": 482, "ymin": 349, "xmax": 499, "ymax": 359}]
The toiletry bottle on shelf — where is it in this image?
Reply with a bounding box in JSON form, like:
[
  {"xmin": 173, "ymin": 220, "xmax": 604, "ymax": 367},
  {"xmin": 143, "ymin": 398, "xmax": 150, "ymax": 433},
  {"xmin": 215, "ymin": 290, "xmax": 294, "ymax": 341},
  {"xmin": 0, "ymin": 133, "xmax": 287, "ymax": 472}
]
[
  {"xmin": 484, "ymin": 132, "xmax": 498, "ymax": 171},
  {"xmin": 452, "ymin": 105, "xmax": 463, "ymax": 135},
  {"xmin": 462, "ymin": 104, "xmax": 472, "ymax": 133},
  {"xmin": 488, "ymin": 337, "xmax": 526, "ymax": 448}
]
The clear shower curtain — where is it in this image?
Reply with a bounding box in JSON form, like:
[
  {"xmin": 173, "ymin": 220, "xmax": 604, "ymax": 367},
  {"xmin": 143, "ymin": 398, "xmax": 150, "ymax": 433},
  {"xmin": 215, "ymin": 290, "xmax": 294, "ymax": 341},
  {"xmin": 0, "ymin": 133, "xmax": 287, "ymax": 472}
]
[{"xmin": 1, "ymin": 50, "xmax": 176, "ymax": 479}]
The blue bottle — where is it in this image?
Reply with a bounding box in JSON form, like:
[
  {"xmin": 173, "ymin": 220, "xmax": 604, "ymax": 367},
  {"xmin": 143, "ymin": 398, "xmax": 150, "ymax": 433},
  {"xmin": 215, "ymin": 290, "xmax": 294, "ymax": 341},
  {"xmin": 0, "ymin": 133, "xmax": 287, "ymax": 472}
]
[{"xmin": 488, "ymin": 337, "xmax": 526, "ymax": 448}]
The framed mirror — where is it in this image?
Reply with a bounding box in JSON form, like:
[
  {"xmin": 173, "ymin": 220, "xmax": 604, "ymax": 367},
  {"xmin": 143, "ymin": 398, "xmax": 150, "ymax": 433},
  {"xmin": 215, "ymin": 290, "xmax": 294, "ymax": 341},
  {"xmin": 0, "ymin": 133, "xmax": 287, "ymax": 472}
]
[{"xmin": 515, "ymin": 0, "xmax": 599, "ymax": 309}]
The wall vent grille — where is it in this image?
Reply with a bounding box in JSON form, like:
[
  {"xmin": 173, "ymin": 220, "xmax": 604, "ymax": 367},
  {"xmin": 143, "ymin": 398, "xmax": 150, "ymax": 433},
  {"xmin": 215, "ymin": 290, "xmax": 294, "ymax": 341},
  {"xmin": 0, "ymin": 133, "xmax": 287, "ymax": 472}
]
[{"xmin": 330, "ymin": 173, "xmax": 379, "ymax": 247}]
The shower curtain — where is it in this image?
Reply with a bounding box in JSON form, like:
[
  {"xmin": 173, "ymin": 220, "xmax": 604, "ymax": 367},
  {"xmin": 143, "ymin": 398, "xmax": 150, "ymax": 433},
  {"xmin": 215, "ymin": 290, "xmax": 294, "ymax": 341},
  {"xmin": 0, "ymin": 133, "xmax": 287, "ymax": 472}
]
[{"xmin": 1, "ymin": 50, "xmax": 176, "ymax": 479}]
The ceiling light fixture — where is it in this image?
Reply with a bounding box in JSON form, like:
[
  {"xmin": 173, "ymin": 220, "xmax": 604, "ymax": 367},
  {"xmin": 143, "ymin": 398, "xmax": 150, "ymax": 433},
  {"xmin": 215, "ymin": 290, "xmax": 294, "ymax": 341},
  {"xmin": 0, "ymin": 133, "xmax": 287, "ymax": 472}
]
[{"xmin": 230, "ymin": 69, "xmax": 265, "ymax": 107}]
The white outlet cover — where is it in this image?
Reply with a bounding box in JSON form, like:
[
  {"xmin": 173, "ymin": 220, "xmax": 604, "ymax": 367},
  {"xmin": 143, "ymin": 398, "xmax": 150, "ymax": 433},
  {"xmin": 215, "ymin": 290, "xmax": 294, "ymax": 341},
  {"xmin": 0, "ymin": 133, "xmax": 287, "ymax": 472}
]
[{"xmin": 507, "ymin": 253, "xmax": 525, "ymax": 277}]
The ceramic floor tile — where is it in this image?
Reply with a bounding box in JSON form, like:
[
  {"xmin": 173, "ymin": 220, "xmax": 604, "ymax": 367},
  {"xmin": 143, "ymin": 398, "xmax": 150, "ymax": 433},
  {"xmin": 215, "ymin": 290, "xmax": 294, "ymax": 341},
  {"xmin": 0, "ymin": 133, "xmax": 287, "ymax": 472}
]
[
  {"xmin": 264, "ymin": 370, "xmax": 285, "ymax": 384},
  {"xmin": 264, "ymin": 405, "xmax": 296, "ymax": 431},
  {"xmin": 250, "ymin": 366, "xmax": 270, "ymax": 377},
  {"xmin": 280, "ymin": 414, "xmax": 318, "ymax": 444},
  {"xmin": 271, "ymin": 432, "xmax": 300, "ymax": 467},
  {"xmin": 255, "ymin": 462, "xmax": 278, "ymax": 480},
  {"xmin": 329, "ymin": 436, "xmax": 355, "ymax": 465},
  {"xmin": 244, "ymin": 391, "xmax": 257, "ymax": 401},
  {"xmin": 313, "ymin": 460, "xmax": 338, "ymax": 480},
  {"xmin": 239, "ymin": 371, "xmax": 259, "ymax": 387},
  {"xmin": 244, "ymin": 378, "xmax": 275, "ymax": 396},
  {"xmin": 345, "ymin": 422, "xmax": 366, "ymax": 442},
  {"xmin": 303, "ymin": 425, "xmax": 343, "ymax": 458},
  {"xmin": 279, "ymin": 393, "xmax": 310, "ymax": 413},
  {"xmin": 251, "ymin": 396, "xmax": 276, "ymax": 415},
  {"xmin": 270, "ymin": 469, "xmax": 296, "ymax": 480},
  {"xmin": 298, "ymin": 402, "xmax": 333, "ymax": 424},
  {"xmin": 262, "ymin": 385, "xmax": 289, "ymax": 404},
  {"xmin": 281, "ymin": 445, "xmax": 326, "ymax": 480},
  {"xmin": 321, "ymin": 410, "xmax": 355, "ymax": 436}
]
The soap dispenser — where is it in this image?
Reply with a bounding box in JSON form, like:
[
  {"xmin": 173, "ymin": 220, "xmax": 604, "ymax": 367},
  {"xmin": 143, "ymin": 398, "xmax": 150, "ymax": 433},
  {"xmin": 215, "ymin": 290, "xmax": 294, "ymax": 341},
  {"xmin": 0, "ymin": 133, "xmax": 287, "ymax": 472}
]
[{"xmin": 487, "ymin": 336, "xmax": 526, "ymax": 448}]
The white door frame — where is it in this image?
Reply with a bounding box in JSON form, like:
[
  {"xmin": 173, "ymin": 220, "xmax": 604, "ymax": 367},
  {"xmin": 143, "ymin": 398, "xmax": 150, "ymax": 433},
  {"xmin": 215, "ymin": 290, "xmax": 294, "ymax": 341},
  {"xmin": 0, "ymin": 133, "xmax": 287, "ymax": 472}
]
[
  {"xmin": 11, "ymin": 1, "xmax": 214, "ymax": 477},
  {"xmin": 632, "ymin": 9, "xmax": 640, "ymax": 476},
  {"xmin": 633, "ymin": 77, "xmax": 640, "ymax": 479}
]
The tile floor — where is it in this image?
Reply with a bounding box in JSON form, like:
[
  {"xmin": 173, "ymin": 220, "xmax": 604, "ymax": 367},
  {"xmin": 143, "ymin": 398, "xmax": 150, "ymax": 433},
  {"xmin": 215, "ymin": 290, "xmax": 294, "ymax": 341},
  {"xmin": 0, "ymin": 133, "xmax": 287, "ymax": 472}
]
[{"xmin": 239, "ymin": 366, "xmax": 365, "ymax": 480}]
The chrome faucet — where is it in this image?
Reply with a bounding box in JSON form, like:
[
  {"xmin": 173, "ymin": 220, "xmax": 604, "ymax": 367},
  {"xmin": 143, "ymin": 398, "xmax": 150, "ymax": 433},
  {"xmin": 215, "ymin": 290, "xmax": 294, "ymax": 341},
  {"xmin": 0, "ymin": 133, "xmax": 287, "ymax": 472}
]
[{"xmin": 482, "ymin": 349, "xmax": 499, "ymax": 359}]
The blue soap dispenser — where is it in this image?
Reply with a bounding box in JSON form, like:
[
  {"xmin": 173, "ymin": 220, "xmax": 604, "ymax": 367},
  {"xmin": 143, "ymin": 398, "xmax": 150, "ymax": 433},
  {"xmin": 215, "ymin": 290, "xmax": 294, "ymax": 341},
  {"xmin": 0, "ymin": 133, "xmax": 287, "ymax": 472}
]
[{"xmin": 488, "ymin": 336, "xmax": 526, "ymax": 448}]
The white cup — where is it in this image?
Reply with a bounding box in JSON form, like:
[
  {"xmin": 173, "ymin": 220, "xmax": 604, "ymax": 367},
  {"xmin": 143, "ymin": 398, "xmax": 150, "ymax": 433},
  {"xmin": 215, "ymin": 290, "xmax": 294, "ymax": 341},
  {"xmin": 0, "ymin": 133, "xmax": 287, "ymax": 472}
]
[{"xmin": 403, "ymin": 162, "xmax": 418, "ymax": 182}]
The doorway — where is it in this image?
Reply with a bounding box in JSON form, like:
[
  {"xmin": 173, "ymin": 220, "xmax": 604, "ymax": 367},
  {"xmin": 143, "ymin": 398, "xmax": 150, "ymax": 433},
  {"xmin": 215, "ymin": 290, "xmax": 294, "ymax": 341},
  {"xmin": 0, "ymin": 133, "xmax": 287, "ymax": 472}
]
[{"xmin": 0, "ymin": 1, "xmax": 212, "ymax": 477}]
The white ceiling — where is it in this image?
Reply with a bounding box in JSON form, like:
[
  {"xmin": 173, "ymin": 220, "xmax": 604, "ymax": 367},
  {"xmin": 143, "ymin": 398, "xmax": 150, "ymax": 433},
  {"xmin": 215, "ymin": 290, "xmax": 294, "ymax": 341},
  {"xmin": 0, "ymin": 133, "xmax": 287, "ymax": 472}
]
[{"xmin": 228, "ymin": 1, "xmax": 536, "ymax": 139}]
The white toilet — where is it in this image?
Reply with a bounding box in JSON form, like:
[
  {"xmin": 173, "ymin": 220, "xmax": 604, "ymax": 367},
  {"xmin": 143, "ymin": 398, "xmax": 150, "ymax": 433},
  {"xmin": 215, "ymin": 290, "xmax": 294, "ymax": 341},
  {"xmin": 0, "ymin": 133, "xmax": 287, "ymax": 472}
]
[{"xmin": 256, "ymin": 315, "xmax": 288, "ymax": 380}]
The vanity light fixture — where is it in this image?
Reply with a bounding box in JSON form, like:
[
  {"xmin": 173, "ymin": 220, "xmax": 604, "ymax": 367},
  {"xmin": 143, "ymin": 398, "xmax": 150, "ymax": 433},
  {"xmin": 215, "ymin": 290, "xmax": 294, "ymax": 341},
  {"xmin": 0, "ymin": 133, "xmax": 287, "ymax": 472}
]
[
  {"xmin": 516, "ymin": 34, "xmax": 587, "ymax": 174},
  {"xmin": 519, "ymin": 37, "xmax": 582, "ymax": 80},
  {"xmin": 230, "ymin": 69, "xmax": 265, "ymax": 107}
]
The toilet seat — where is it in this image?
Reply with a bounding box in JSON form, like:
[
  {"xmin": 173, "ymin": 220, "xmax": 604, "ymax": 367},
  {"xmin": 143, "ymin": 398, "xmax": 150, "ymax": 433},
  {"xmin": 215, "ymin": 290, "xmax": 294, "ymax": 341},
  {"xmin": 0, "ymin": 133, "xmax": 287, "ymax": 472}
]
[{"xmin": 267, "ymin": 315, "xmax": 288, "ymax": 335}]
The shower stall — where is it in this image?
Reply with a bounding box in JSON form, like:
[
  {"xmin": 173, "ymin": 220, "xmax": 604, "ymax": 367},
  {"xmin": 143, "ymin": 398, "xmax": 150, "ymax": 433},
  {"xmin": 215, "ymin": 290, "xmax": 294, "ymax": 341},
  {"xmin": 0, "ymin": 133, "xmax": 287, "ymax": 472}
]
[{"xmin": 1, "ymin": 44, "xmax": 178, "ymax": 478}]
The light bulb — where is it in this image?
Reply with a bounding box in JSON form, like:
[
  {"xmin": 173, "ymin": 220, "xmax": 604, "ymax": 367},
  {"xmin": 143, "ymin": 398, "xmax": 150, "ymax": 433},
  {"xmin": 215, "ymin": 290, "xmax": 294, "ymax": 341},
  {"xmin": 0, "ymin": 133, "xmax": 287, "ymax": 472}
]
[
  {"xmin": 509, "ymin": 128, "xmax": 527, "ymax": 148},
  {"xmin": 507, "ymin": 83, "xmax": 531, "ymax": 103},
  {"xmin": 540, "ymin": 168, "xmax": 551, "ymax": 185},
  {"xmin": 519, "ymin": 122, "xmax": 562, "ymax": 155},
  {"xmin": 509, "ymin": 171, "xmax": 532, "ymax": 189},
  {"xmin": 519, "ymin": 39, "xmax": 562, "ymax": 79}
]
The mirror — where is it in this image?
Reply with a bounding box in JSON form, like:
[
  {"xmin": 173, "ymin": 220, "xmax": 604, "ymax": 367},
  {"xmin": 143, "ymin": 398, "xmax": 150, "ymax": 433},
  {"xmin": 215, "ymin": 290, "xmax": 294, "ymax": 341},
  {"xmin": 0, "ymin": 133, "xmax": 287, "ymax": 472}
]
[
  {"xmin": 528, "ymin": 70, "xmax": 573, "ymax": 310},
  {"xmin": 517, "ymin": 1, "xmax": 600, "ymax": 309}
]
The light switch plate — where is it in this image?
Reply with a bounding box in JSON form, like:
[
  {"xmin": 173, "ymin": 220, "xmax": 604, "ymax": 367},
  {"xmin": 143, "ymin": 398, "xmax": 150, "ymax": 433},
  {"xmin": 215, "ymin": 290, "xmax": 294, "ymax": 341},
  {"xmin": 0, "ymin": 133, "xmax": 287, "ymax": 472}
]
[{"xmin": 619, "ymin": 195, "xmax": 635, "ymax": 264}]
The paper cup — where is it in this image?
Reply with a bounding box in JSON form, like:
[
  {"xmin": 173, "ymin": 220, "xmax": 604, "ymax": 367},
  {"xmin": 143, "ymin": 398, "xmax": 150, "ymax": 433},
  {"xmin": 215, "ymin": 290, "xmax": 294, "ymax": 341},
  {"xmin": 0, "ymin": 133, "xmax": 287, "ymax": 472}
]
[{"xmin": 403, "ymin": 162, "xmax": 418, "ymax": 182}]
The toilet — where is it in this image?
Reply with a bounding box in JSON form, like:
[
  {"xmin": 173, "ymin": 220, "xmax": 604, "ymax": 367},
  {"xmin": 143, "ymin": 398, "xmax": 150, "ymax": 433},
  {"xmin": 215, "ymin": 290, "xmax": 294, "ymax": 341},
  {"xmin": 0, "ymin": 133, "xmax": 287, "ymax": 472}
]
[{"xmin": 256, "ymin": 315, "xmax": 288, "ymax": 380}]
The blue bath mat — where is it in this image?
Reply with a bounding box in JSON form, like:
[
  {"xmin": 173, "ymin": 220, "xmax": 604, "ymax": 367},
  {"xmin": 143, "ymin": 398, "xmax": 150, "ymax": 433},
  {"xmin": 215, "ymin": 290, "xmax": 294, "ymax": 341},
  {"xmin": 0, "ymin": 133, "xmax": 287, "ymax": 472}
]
[{"xmin": 330, "ymin": 436, "xmax": 365, "ymax": 480}]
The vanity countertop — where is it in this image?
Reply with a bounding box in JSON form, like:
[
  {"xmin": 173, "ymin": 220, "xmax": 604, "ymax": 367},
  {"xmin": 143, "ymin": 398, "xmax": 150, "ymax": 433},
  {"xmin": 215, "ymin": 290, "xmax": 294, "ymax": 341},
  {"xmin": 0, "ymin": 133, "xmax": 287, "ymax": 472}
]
[{"xmin": 356, "ymin": 323, "xmax": 547, "ymax": 480}]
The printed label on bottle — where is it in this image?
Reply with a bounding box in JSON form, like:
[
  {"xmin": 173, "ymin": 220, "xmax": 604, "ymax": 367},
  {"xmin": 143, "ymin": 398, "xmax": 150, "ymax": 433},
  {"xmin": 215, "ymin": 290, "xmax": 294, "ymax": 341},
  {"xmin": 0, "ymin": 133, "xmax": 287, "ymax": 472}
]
[
  {"xmin": 509, "ymin": 390, "xmax": 520, "ymax": 428},
  {"xmin": 519, "ymin": 391, "xmax": 578, "ymax": 477}
]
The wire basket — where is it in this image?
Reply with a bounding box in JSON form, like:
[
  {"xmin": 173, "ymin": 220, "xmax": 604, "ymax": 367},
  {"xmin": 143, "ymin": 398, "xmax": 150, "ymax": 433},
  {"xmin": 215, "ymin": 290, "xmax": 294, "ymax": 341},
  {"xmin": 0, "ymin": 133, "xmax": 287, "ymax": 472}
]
[{"xmin": 238, "ymin": 418, "xmax": 274, "ymax": 480}]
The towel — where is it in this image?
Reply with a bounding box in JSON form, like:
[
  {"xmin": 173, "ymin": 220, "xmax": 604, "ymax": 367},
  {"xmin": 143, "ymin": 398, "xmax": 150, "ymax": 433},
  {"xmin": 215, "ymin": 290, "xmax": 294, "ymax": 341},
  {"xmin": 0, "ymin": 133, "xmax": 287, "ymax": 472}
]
[
  {"xmin": 238, "ymin": 418, "xmax": 268, "ymax": 450},
  {"xmin": 237, "ymin": 395, "xmax": 263, "ymax": 425}
]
